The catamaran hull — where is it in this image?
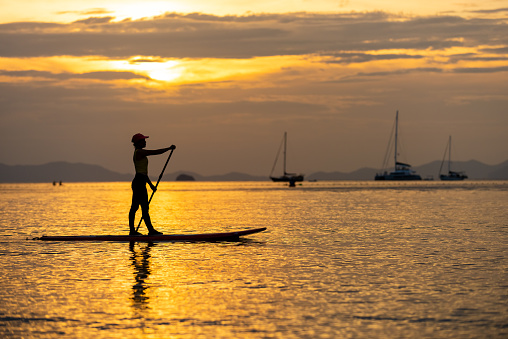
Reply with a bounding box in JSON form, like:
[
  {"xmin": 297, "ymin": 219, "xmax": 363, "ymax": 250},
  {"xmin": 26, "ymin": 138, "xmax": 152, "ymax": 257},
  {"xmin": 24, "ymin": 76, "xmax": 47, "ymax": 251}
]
[
  {"xmin": 375, "ymin": 174, "xmax": 422, "ymax": 181},
  {"xmin": 35, "ymin": 227, "xmax": 267, "ymax": 242},
  {"xmin": 270, "ymin": 175, "xmax": 304, "ymax": 182},
  {"xmin": 440, "ymin": 174, "xmax": 468, "ymax": 181}
]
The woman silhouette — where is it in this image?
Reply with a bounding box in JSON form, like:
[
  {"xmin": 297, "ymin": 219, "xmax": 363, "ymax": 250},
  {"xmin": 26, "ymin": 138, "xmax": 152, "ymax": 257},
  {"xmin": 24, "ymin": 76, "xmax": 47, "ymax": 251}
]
[{"xmin": 129, "ymin": 133, "xmax": 175, "ymax": 235}]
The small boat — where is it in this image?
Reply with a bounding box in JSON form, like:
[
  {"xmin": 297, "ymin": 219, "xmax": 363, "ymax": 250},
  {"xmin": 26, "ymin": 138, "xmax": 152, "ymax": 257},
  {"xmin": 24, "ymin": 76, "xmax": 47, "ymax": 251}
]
[
  {"xmin": 35, "ymin": 227, "xmax": 267, "ymax": 242},
  {"xmin": 269, "ymin": 132, "xmax": 304, "ymax": 183},
  {"xmin": 439, "ymin": 136, "xmax": 467, "ymax": 181},
  {"xmin": 375, "ymin": 111, "xmax": 422, "ymax": 181}
]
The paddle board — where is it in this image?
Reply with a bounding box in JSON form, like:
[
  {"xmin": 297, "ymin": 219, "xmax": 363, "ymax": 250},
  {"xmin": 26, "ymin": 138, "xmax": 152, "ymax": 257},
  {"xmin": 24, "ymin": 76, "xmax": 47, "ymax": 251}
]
[{"xmin": 35, "ymin": 227, "xmax": 266, "ymax": 242}]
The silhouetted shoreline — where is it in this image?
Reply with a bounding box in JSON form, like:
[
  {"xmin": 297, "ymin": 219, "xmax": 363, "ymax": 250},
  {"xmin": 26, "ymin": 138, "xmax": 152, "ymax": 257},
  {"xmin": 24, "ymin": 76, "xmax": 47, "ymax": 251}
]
[{"xmin": 1, "ymin": 160, "xmax": 507, "ymax": 183}]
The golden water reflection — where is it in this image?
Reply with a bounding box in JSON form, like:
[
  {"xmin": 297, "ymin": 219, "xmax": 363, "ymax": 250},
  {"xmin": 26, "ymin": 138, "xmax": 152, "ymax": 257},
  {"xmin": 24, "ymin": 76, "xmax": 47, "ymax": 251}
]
[{"xmin": 0, "ymin": 181, "xmax": 507, "ymax": 338}]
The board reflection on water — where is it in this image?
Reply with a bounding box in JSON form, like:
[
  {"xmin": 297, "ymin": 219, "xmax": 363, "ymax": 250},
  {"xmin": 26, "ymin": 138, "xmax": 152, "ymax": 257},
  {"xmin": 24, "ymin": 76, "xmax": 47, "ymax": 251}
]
[{"xmin": 130, "ymin": 242, "xmax": 154, "ymax": 309}]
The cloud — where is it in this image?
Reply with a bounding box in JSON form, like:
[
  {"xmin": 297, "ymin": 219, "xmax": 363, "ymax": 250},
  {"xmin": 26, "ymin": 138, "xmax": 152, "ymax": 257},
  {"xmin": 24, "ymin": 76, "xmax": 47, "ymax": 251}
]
[
  {"xmin": 322, "ymin": 52, "xmax": 424, "ymax": 64},
  {"xmin": 480, "ymin": 46, "xmax": 508, "ymax": 54},
  {"xmin": 0, "ymin": 70, "xmax": 149, "ymax": 80},
  {"xmin": 73, "ymin": 17, "xmax": 115, "ymax": 25},
  {"xmin": 469, "ymin": 7, "xmax": 508, "ymax": 14},
  {"xmin": 0, "ymin": 11, "xmax": 506, "ymax": 60},
  {"xmin": 355, "ymin": 67, "xmax": 443, "ymax": 77},
  {"xmin": 57, "ymin": 8, "xmax": 114, "ymax": 16},
  {"xmin": 453, "ymin": 65, "xmax": 508, "ymax": 73},
  {"xmin": 0, "ymin": 22, "xmax": 63, "ymax": 33}
]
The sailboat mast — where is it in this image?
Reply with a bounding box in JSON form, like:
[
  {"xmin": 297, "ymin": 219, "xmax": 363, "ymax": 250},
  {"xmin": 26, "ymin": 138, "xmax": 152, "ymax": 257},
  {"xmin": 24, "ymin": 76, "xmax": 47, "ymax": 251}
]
[
  {"xmin": 448, "ymin": 135, "xmax": 452, "ymax": 173},
  {"xmin": 394, "ymin": 110, "xmax": 398, "ymax": 169},
  {"xmin": 283, "ymin": 131, "xmax": 287, "ymax": 175}
]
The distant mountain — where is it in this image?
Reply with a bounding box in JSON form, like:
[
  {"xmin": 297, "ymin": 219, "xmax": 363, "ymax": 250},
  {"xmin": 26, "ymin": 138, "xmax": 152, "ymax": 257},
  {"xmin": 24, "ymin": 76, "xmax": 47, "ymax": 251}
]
[
  {"xmin": 488, "ymin": 160, "xmax": 508, "ymax": 179},
  {"xmin": 165, "ymin": 171, "xmax": 266, "ymax": 181},
  {"xmin": 308, "ymin": 160, "xmax": 508, "ymax": 181},
  {"xmin": 198, "ymin": 172, "xmax": 267, "ymax": 181},
  {"xmin": 308, "ymin": 167, "xmax": 378, "ymax": 181},
  {"xmin": 0, "ymin": 160, "xmax": 507, "ymax": 183},
  {"xmin": 415, "ymin": 159, "xmax": 508, "ymax": 180},
  {"xmin": 411, "ymin": 160, "xmax": 505, "ymax": 179},
  {"xmin": 0, "ymin": 163, "xmax": 267, "ymax": 183},
  {"xmin": 0, "ymin": 162, "xmax": 132, "ymax": 183}
]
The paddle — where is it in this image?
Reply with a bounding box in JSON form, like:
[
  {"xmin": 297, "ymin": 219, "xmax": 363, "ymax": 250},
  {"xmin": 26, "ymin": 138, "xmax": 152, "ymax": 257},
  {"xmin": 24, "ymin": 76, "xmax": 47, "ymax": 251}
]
[{"xmin": 136, "ymin": 147, "xmax": 175, "ymax": 232}]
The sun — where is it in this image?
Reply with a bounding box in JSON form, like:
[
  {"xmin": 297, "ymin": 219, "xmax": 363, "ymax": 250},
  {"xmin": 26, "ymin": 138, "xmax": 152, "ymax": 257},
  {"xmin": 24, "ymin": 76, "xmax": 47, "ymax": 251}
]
[
  {"xmin": 146, "ymin": 65, "xmax": 183, "ymax": 82},
  {"xmin": 118, "ymin": 57, "xmax": 183, "ymax": 82},
  {"xmin": 140, "ymin": 60, "xmax": 183, "ymax": 82}
]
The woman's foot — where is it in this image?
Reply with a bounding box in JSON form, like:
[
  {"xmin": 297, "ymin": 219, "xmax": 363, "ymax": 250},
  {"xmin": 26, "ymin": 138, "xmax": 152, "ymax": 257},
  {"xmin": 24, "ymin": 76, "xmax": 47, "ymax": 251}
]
[
  {"xmin": 148, "ymin": 229, "xmax": 163, "ymax": 235},
  {"xmin": 129, "ymin": 230, "xmax": 143, "ymax": 236}
]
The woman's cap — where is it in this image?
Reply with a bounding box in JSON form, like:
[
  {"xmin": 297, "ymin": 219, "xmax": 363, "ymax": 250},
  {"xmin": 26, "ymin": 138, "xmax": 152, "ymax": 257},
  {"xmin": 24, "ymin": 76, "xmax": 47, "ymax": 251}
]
[{"xmin": 132, "ymin": 133, "xmax": 149, "ymax": 143}]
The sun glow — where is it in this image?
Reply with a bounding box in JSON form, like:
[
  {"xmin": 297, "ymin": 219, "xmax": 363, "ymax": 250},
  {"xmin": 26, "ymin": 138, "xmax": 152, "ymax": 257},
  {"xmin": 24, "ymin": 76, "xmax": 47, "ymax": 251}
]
[
  {"xmin": 0, "ymin": 55, "xmax": 313, "ymax": 87},
  {"xmin": 111, "ymin": 57, "xmax": 184, "ymax": 82},
  {"xmin": 3, "ymin": 44, "xmax": 502, "ymax": 90}
]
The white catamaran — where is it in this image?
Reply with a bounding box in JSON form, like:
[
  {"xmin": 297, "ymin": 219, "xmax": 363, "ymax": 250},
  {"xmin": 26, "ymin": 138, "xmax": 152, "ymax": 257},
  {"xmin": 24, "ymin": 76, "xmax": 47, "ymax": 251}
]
[
  {"xmin": 375, "ymin": 111, "xmax": 422, "ymax": 181},
  {"xmin": 439, "ymin": 135, "xmax": 468, "ymax": 181},
  {"xmin": 270, "ymin": 132, "xmax": 304, "ymax": 183}
]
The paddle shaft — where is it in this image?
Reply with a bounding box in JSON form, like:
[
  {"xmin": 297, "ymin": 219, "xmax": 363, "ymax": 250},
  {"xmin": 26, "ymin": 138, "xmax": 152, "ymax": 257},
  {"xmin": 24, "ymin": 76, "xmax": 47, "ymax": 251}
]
[{"xmin": 136, "ymin": 148, "xmax": 174, "ymax": 231}]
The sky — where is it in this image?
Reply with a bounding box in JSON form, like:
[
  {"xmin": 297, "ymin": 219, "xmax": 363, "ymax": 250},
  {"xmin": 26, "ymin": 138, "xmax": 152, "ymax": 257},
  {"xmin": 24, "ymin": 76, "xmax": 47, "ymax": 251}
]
[{"xmin": 0, "ymin": 0, "xmax": 507, "ymax": 177}]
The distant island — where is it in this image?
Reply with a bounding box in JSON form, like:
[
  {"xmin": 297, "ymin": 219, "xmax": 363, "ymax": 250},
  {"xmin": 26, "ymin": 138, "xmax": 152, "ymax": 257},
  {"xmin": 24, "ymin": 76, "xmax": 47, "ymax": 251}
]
[
  {"xmin": 176, "ymin": 174, "xmax": 195, "ymax": 181},
  {"xmin": 0, "ymin": 160, "xmax": 507, "ymax": 183}
]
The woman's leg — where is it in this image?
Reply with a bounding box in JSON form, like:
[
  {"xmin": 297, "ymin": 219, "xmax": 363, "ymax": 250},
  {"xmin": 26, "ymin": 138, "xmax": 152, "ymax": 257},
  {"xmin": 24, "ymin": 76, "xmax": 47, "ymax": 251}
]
[
  {"xmin": 129, "ymin": 177, "xmax": 144, "ymax": 235},
  {"xmin": 139, "ymin": 200, "xmax": 155, "ymax": 231},
  {"xmin": 129, "ymin": 199, "xmax": 139, "ymax": 233}
]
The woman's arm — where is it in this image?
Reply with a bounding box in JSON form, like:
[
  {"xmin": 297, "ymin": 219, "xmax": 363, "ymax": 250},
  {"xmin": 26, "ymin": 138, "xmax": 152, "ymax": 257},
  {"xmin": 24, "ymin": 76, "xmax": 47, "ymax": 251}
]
[
  {"xmin": 146, "ymin": 176, "xmax": 156, "ymax": 191},
  {"xmin": 137, "ymin": 145, "xmax": 176, "ymax": 157}
]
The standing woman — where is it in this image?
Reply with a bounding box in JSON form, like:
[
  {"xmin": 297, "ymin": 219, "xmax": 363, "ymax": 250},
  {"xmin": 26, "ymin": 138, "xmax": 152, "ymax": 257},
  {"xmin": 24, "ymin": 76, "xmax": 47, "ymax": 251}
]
[{"xmin": 129, "ymin": 133, "xmax": 176, "ymax": 235}]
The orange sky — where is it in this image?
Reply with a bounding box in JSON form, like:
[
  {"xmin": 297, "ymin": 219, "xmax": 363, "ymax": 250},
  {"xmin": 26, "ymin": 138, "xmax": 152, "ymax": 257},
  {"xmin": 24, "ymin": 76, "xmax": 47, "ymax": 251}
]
[
  {"xmin": 0, "ymin": 1, "xmax": 507, "ymax": 176},
  {"xmin": 2, "ymin": 1, "xmax": 502, "ymax": 23}
]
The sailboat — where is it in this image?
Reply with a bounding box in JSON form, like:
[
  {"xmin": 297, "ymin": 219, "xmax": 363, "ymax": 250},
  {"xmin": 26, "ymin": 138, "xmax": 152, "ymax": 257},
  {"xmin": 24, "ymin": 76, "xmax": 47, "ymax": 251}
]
[
  {"xmin": 439, "ymin": 136, "xmax": 468, "ymax": 180},
  {"xmin": 269, "ymin": 132, "xmax": 304, "ymax": 183},
  {"xmin": 375, "ymin": 111, "xmax": 422, "ymax": 181}
]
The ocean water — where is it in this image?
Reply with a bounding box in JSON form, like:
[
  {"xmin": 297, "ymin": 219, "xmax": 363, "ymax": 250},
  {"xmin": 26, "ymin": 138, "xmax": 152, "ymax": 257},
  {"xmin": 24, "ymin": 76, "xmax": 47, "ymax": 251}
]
[{"xmin": 0, "ymin": 181, "xmax": 507, "ymax": 338}]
